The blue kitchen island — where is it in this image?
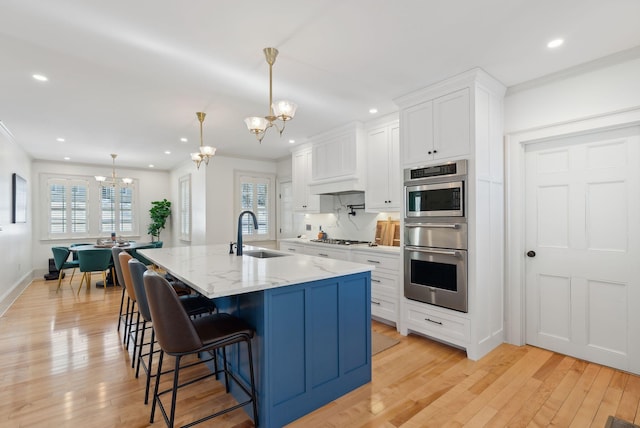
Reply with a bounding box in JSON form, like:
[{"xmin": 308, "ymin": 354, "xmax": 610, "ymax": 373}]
[{"xmin": 139, "ymin": 244, "xmax": 373, "ymax": 427}]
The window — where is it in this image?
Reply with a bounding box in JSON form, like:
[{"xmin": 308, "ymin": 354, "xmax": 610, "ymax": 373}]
[
  {"xmin": 47, "ymin": 178, "xmax": 89, "ymax": 236},
  {"xmin": 99, "ymin": 186, "xmax": 134, "ymax": 234},
  {"xmin": 179, "ymin": 174, "xmax": 191, "ymax": 241},
  {"xmin": 42, "ymin": 173, "xmax": 137, "ymax": 239},
  {"xmin": 236, "ymin": 171, "xmax": 275, "ymax": 241}
]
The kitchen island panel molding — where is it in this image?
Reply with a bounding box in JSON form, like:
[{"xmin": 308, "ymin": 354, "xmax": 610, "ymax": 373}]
[{"xmin": 209, "ymin": 271, "xmax": 372, "ymax": 428}]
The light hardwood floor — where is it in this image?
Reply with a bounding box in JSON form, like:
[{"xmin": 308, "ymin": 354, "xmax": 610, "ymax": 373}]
[{"xmin": 1, "ymin": 276, "xmax": 639, "ymax": 427}]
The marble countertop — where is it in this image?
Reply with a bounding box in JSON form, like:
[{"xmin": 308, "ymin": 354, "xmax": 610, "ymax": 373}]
[
  {"xmin": 279, "ymin": 237, "xmax": 401, "ymax": 254},
  {"xmin": 138, "ymin": 244, "xmax": 374, "ymax": 299}
]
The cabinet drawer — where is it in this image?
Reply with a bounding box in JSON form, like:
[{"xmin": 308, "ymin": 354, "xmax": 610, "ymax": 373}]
[
  {"xmin": 351, "ymin": 251, "xmax": 400, "ymax": 272},
  {"xmin": 371, "ymin": 292, "xmax": 396, "ymax": 322},
  {"xmin": 280, "ymin": 243, "xmax": 306, "ymax": 254},
  {"xmin": 306, "ymin": 246, "xmax": 350, "ymax": 260},
  {"xmin": 371, "ymin": 271, "xmax": 398, "ymax": 296},
  {"xmin": 405, "ymin": 302, "xmax": 470, "ymax": 344}
]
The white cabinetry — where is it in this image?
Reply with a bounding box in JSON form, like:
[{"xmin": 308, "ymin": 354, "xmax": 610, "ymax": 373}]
[
  {"xmin": 308, "ymin": 123, "xmax": 366, "ymax": 195},
  {"xmin": 394, "ymin": 68, "xmax": 506, "ymax": 360},
  {"xmin": 292, "ymin": 146, "xmax": 322, "ymax": 212},
  {"xmin": 351, "ymin": 250, "xmax": 400, "ymax": 324},
  {"xmin": 305, "ymin": 245, "xmax": 350, "ymax": 261},
  {"xmin": 400, "ymin": 87, "xmax": 470, "ymax": 168},
  {"xmin": 365, "ymin": 120, "xmax": 401, "ymax": 212},
  {"xmin": 280, "ymin": 241, "xmax": 307, "ymax": 254}
]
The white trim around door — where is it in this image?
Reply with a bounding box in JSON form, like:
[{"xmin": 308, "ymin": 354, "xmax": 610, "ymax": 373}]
[{"xmin": 505, "ymin": 106, "xmax": 640, "ymax": 346}]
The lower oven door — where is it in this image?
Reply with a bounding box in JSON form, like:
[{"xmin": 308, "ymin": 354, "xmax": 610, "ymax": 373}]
[{"xmin": 404, "ymin": 246, "xmax": 468, "ymax": 313}]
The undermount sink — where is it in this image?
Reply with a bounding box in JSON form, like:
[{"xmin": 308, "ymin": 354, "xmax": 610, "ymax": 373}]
[{"xmin": 243, "ymin": 250, "xmax": 290, "ymax": 259}]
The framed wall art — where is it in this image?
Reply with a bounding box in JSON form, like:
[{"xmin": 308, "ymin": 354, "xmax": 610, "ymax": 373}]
[{"xmin": 12, "ymin": 173, "xmax": 27, "ymax": 223}]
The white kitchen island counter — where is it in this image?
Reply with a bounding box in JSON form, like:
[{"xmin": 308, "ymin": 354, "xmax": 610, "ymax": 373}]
[
  {"xmin": 138, "ymin": 244, "xmax": 373, "ymax": 428},
  {"xmin": 138, "ymin": 243, "xmax": 373, "ymax": 298}
]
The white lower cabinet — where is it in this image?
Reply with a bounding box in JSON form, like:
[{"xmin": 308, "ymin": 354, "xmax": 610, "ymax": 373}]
[
  {"xmin": 280, "ymin": 242, "xmax": 307, "ymax": 254},
  {"xmin": 403, "ymin": 300, "xmax": 470, "ymax": 348},
  {"xmin": 278, "ymin": 241, "xmax": 401, "ymax": 326},
  {"xmin": 370, "ymin": 291, "xmax": 397, "ymax": 322},
  {"xmin": 351, "ymin": 250, "xmax": 400, "ymax": 324},
  {"xmin": 305, "ymin": 246, "xmax": 350, "ymax": 260}
]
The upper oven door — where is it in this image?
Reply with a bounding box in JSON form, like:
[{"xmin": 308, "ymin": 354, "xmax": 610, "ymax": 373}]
[{"xmin": 405, "ymin": 181, "xmax": 464, "ymax": 218}]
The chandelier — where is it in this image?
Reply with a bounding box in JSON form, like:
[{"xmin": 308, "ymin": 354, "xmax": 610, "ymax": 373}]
[
  {"xmin": 191, "ymin": 112, "xmax": 216, "ymax": 169},
  {"xmin": 244, "ymin": 47, "xmax": 297, "ymax": 143},
  {"xmin": 95, "ymin": 154, "xmax": 132, "ymax": 187}
]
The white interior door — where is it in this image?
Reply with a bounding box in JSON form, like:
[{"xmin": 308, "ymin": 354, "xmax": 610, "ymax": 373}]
[{"xmin": 525, "ymin": 126, "xmax": 640, "ymax": 374}]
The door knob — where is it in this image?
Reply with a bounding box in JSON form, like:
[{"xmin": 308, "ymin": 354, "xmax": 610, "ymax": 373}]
[{"xmin": 526, "ymin": 250, "xmax": 536, "ymax": 258}]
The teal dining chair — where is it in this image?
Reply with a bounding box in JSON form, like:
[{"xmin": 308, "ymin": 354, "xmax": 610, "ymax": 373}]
[
  {"xmin": 67, "ymin": 243, "xmax": 88, "ymax": 284},
  {"xmin": 131, "ymin": 241, "xmax": 161, "ymax": 267},
  {"xmin": 51, "ymin": 247, "xmax": 80, "ymax": 292},
  {"xmin": 77, "ymin": 248, "xmax": 113, "ymax": 294}
]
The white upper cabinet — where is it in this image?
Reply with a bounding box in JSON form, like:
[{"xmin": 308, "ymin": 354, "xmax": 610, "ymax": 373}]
[
  {"xmin": 365, "ymin": 120, "xmax": 401, "ymax": 212},
  {"xmin": 400, "ymin": 88, "xmax": 470, "ymax": 167},
  {"xmin": 308, "ymin": 122, "xmax": 366, "ymax": 195},
  {"xmin": 292, "ymin": 146, "xmax": 320, "ymax": 212}
]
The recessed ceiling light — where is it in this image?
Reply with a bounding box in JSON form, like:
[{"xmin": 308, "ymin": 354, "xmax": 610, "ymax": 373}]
[
  {"xmin": 288, "ymin": 139, "xmax": 295, "ymax": 144},
  {"xmin": 164, "ymin": 150, "xmax": 171, "ymax": 155},
  {"xmin": 56, "ymin": 137, "xmax": 65, "ymax": 142},
  {"xmin": 180, "ymin": 137, "xmax": 188, "ymax": 142},
  {"xmin": 148, "ymin": 164, "xmax": 155, "ymax": 168},
  {"xmin": 63, "ymin": 157, "xmax": 71, "ymax": 161},
  {"xmin": 547, "ymin": 38, "xmax": 564, "ymax": 49},
  {"xmin": 32, "ymin": 74, "xmax": 48, "ymax": 82},
  {"xmin": 369, "ymin": 108, "xmax": 378, "ymax": 114}
]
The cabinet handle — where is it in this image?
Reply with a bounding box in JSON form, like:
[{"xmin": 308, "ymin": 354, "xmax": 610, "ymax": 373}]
[
  {"xmin": 371, "ymin": 300, "xmax": 381, "ymax": 305},
  {"xmin": 367, "ymin": 259, "xmax": 381, "ymax": 264},
  {"xmin": 425, "ymin": 318, "xmax": 443, "ymax": 325},
  {"xmin": 371, "ymin": 279, "xmax": 381, "ymax": 283},
  {"xmin": 433, "ymin": 150, "xmax": 437, "ymax": 154},
  {"xmin": 287, "ymin": 248, "xmax": 297, "ymax": 252},
  {"xmin": 406, "ymin": 223, "xmax": 460, "ymax": 229},
  {"xmin": 318, "ymin": 253, "xmax": 329, "ymax": 257}
]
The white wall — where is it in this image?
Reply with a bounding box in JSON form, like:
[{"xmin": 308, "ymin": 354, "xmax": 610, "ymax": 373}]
[
  {"xmin": 0, "ymin": 126, "xmax": 33, "ymax": 310},
  {"xmin": 170, "ymin": 155, "xmax": 279, "ymax": 246},
  {"xmin": 30, "ymin": 160, "xmax": 171, "ymax": 272},
  {"xmin": 505, "ymin": 56, "xmax": 640, "ymax": 133},
  {"xmin": 205, "ymin": 155, "xmax": 278, "ymax": 244}
]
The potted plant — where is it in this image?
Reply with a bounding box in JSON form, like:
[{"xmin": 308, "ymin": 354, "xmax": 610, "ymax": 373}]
[{"xmin": 147, "ymin": 199, "xmax": 171, "ymax": 242}]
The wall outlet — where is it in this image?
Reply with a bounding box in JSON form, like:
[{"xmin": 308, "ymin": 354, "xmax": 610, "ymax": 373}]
[{"xmin": 305, "ymin": 224, "xmax": 311, "ymax": 231}]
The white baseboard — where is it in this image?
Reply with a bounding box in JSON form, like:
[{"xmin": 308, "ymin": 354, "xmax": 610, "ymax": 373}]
[{"xmin": 0, "ymin": 271, "xmax": 35, "ymax": 317}]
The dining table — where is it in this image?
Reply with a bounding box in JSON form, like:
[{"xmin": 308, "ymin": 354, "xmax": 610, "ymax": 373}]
[{"xmin": 70, "ymin": 241, "xmax": 155, "ymax": 287}]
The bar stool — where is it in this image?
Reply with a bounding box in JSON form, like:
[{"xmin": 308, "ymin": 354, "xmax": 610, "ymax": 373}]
[
  {"xmin": 143, "ymin": 270, "xmax": 258, "ymax": 428},
  {"xmin": 128, "ymin": 258, "xmax": 217, "ymax": 404},
  {"xmin": 111, "ymin": 247, "xmax": 132, "ymax": 337}
]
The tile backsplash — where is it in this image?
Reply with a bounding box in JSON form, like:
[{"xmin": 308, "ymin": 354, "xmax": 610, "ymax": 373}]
[{"xmin": 292, "ymin": 193, "xmax": 399, "ymax": 242}]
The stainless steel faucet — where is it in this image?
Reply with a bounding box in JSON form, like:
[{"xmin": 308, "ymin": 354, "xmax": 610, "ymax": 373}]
[{"xmin": 236, "ymin": 210, "xmax": 258, "ymax": 256}]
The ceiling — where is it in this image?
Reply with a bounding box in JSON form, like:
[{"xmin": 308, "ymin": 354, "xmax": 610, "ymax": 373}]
[{"xmin": 2, "ymin": 0, "xmax": 640, "ymax": 171}]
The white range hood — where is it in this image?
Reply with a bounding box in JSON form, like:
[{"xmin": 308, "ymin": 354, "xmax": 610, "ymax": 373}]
[{"xmin": 307, "ymin": 122, "xmax": 366, "ymax": 196}]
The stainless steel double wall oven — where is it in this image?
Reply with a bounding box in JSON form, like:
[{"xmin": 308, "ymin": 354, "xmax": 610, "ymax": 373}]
[{"xmin": 404, "ymin": 160, "xmax": 468, "ymax": 312}]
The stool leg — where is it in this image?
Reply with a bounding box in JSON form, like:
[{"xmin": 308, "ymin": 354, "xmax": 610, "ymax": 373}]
[
  {"xmin": 131, "ymin": 311, "xmax": 141, "ymax": 367},
  {"xmin": 143, "ymin": 329, "xmax": 155, "ymax": 405},
  {"xmin": 246, "ymin": 338, "xmax": 259, "ymax": 427},
  {"xmin": 222, "ymin": 347, "xmax": 230, "ymax": 393},
  {"xmin": 169, "ymin": 356, "xmax": 182, "ymax": 428},
  {"xmin": 135, "ymin": 320, "xmax": 146, "ymax": 378},
  {"xmin": 117, "ymin": 290, "xmax": 127, "ymax": 331},
  {"xmin": 150, "ymin": 350, "xmax": 164, "ymax": 423}
]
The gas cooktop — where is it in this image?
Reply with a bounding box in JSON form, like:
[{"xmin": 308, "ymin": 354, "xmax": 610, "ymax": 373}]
[{"xmin": 309, "ymin": 238, "xmax": 370, "ymax": 245}]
